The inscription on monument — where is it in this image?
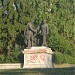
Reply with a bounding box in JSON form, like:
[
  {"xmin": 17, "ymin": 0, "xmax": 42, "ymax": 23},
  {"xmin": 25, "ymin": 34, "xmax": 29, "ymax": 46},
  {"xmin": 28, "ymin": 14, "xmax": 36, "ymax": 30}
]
[
  {"xmin": 27, "ymin": 54, "xmax": 45, "ymax": 63},
  {"xmin": 23, "ymin": 47, "xmax": 53, "ymax": 68}
]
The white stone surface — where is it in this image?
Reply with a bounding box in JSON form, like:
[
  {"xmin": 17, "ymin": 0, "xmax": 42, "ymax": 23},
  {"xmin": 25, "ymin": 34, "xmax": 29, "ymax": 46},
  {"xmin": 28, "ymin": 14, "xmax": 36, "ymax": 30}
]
[
  {"xmin": 23, "ymin": 46, "xmax": 53, "ymax": 68},
  {"xmin": 0, "ymin": 63, "xmax": 21, "ymax": 69}
]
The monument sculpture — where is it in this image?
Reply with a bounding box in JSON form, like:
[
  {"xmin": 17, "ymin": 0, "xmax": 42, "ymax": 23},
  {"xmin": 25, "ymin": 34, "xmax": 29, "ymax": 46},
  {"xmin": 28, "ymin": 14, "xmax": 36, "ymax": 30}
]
[
  {"xmin": 24, "ymin": 20, "xmax": 49, "ymax": 48},
  {"xmin": 37, "ymin": 20, "xmax": 49, "ymax": 46},
  {"xmin": 23, "ymin": 20, "xmax": 53, "ymax": 68},
  {"xmin": 24, "ymin": 21, "xmax": 36, "ymax": 48},
  {"xmin": 41, "ymin": 20, "xmax": 49, "ymax": 46}
]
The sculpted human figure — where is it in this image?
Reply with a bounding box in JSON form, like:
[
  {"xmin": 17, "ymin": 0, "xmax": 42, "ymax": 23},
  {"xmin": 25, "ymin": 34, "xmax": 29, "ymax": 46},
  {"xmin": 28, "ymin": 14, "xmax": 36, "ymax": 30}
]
[
  {"xmin": 24, "ymin": 21, "xmax": 36, "ymax": 48},
  {"xmin": 40, "ymin": 20, "xmax": 49, "ymax": 46}
]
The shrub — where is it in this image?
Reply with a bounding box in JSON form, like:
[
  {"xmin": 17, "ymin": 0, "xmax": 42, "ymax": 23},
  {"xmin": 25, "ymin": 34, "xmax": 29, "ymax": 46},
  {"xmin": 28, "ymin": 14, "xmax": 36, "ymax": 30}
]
[
  {"xmin": 53, "ymin": 51, "xmax": 75, "ymax": 64},
  {"xmin": 0, "ymin": 54, "xmax": 5, "ymax": 63},
  {"xmin": 4, "ymin": 49, "xmax": 24, "ymax": 63},
  {"xmin": 53, "ymin": 51, "xmax": 64, "ymax": 64}
]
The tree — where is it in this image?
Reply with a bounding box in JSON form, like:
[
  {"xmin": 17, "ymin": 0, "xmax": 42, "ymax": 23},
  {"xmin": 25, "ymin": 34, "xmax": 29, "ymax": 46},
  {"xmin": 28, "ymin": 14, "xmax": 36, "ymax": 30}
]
[{"xmin": 0, "ymin": 0, "xmax": 75, "ymax": 63}]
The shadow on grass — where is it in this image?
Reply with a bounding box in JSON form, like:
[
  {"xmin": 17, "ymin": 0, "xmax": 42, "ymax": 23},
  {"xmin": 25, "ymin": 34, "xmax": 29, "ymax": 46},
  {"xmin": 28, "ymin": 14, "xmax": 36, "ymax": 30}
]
[{"xmin": 0, "ymin": 67, "xmax": 75, "ymax": 75}]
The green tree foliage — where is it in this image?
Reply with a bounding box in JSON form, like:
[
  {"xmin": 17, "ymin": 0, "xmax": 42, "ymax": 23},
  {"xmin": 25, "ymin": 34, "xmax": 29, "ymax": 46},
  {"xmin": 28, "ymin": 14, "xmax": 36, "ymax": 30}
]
[
  {"xmin": 0, "ymin": 0, "xmax": 75, "ymax": 63},
  {"xmin": 53, "ymin": 51, "xmax": 75, "ymax": 64}
]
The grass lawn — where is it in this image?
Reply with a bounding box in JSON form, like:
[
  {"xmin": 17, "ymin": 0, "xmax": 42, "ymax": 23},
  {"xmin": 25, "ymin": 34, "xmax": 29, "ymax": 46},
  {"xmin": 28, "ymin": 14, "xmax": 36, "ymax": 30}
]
[{"xmin": 0, "ymin": 67, "xmax": 75, "ymax": 75}]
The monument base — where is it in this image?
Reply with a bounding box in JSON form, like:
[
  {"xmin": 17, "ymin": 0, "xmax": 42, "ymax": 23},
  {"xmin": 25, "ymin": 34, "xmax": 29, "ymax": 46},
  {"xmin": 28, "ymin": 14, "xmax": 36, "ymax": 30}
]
[{"xmin": 22, "ymin": 46, "xmax": 53, "ymax": 68}]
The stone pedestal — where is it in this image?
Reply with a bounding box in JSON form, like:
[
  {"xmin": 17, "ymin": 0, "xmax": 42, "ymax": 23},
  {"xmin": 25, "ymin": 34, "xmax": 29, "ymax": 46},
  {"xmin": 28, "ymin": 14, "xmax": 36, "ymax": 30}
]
[{"xmin": 22, "ymin": 46, "xmax": 53, "ymax": 68}]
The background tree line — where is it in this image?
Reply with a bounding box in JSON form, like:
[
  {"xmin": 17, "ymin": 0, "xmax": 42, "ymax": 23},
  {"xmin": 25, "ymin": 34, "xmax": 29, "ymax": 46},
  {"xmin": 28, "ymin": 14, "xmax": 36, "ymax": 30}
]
[{"xmin": 0, "ymin": 0, "xmax": 75, "ymax": 64}]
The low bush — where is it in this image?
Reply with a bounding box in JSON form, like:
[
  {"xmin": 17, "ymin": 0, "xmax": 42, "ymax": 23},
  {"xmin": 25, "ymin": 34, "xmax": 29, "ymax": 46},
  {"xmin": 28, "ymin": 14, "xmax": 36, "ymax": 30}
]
[
  {"xmin": 0, "ymin": 54, "xmax": 5, "ymax": 63},
  {"xmin": 53, "ymin": 51, "xmax": 75, "ymax": 64}
]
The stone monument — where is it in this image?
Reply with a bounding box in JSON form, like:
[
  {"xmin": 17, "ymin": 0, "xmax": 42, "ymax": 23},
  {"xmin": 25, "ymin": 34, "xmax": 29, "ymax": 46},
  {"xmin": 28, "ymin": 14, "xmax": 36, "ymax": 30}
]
[
  {"xmin": 23, "ymin": 20, "xmax": 53, "ymax": 68},
  {"xmin": 22, "ymin": 46, "xmax": 53, "ymax": 68}
]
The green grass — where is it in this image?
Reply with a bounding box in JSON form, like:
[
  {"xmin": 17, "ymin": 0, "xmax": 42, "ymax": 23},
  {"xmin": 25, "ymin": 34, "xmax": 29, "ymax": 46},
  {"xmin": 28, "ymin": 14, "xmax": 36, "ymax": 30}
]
[{"xmin": 0, "ymin": 67, "xmax": 75, "ymax": 75}]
